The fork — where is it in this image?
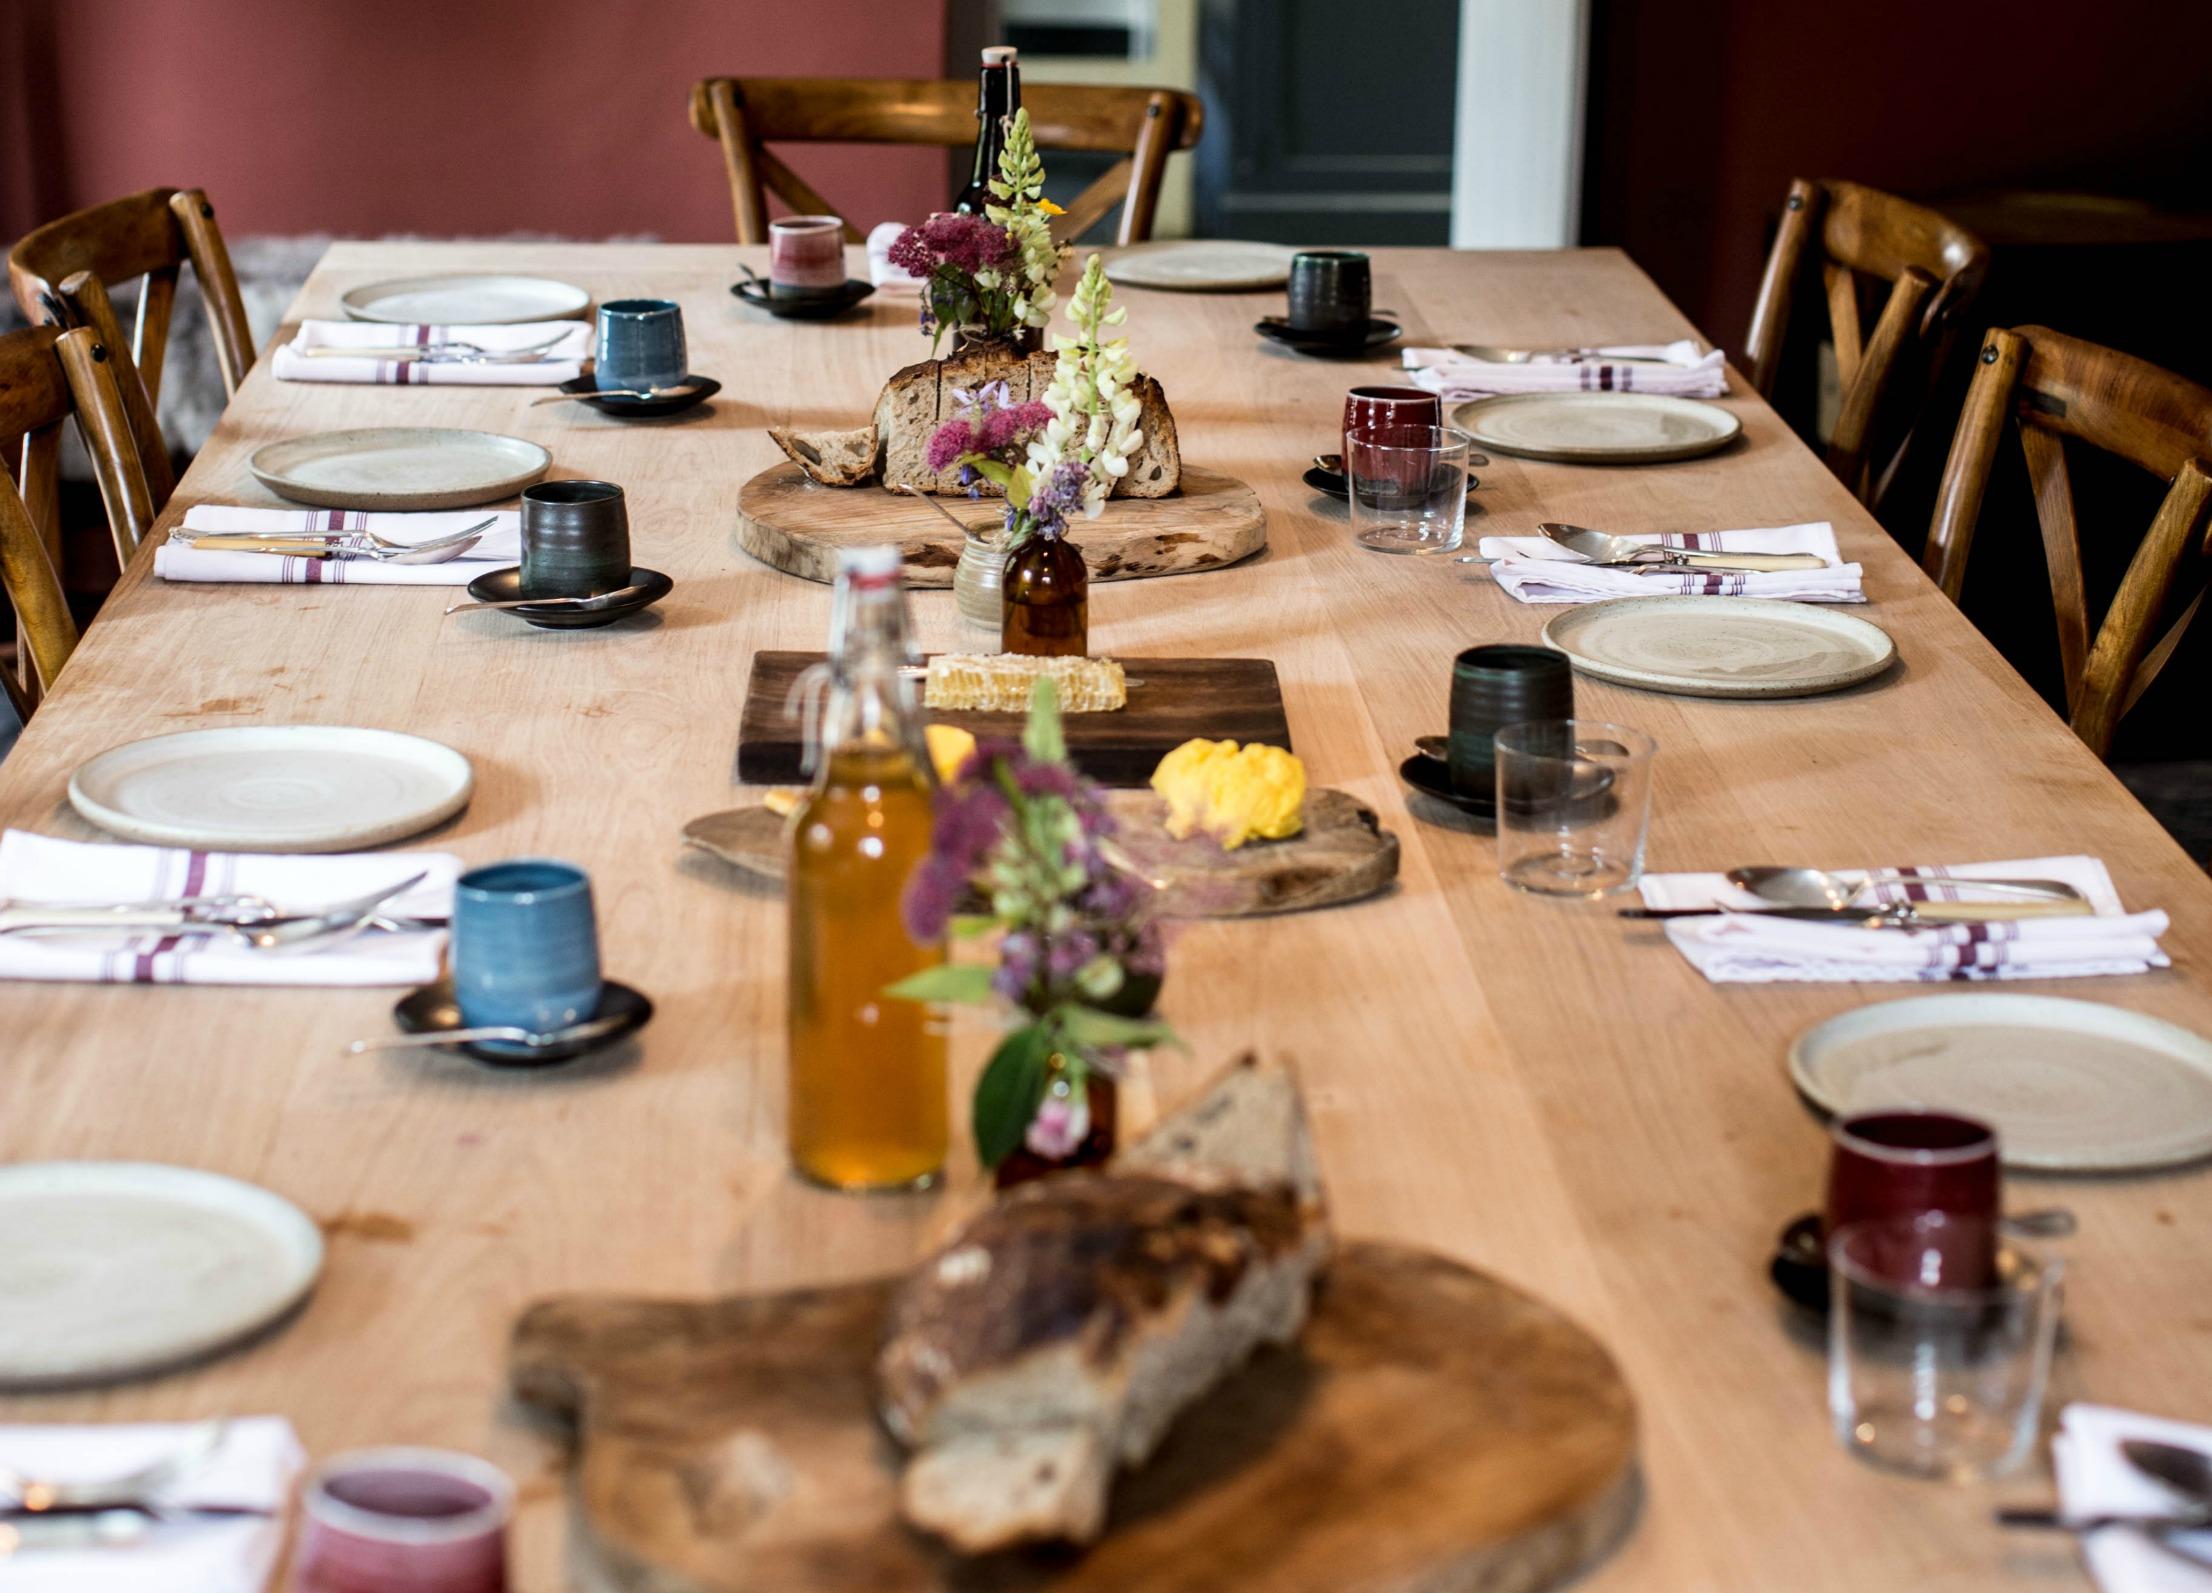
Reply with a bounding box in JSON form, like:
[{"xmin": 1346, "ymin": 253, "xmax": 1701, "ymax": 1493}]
[
  {"xmin": 188, "ymin": 516, "xmax": 494, "ymax": 564},
  {"xmin": 302, "ymin": 332, "xmax": 571, "ymax": 362}
]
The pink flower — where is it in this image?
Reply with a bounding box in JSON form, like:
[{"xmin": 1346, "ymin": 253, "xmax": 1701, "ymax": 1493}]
[
  {"xmin": 888, "ymin": 213, "xmax": 1013, "ymax": 278},
  {"xmin": 977, "ymin": 400, "xmax": 1053, "ymax": 454},
  {"xmin": 925, "ymin": 417, "xmax": 976, "ymax": 474},
  {"xmin": 1024, "ymin": 1077, "xmax": 1091, "ymax": 1158}
]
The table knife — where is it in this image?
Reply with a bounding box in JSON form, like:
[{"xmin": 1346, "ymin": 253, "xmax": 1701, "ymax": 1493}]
[
  {"xmin": 189, "ymin": 537, "xmax": 340, "ymax": 557},
  {"xmin": 1631, "ymin": 550, "xmax": 1831, "ymax": 573},
  {"xmin": 1618, "ymin": 901, "xmax": 2095, "ymax": 926}
]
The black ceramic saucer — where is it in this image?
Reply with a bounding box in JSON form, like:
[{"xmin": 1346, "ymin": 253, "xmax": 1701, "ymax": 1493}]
[
  {"xmin": 1768, "ymin": 1211, "xmax": 2037, "ymax": 1317},
  {"xmin": 731, "ymin": 277, "xmax": 877, "ymax": 320},
  {"xmin": 558, "ymin": 374, "xmax": 720, "ymax": 419},
  {"xmin": 464, "ymin": 565, "xmax": 674, "ymax": 630},
  {"xmin": 1399, "ymin": 753, "xmax": 1495, "ymax": 827},
  {"xmin": 1255, "ymin": 317, "xmax": 1403, "ymax": 357},
  {"xmin": 393, "ymin": 976, "xmax": 654, "ymax": 1066},
  {"xmin": 1304, "ymin": 460, "xmax": 1478, "ymax": 501}
]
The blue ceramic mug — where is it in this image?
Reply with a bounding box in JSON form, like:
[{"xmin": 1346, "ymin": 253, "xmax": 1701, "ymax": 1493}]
[
  {"xmin": 594, "ymin": 299, "xmax": 686, "ymax": 393},
  {"xmin": 452, "ymin": 860, "xmax": 602, "ymax": 1033}
]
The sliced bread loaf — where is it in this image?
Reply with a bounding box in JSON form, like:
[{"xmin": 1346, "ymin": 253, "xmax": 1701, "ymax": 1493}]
[{"xmin": 767, "ymin": 424, "xmax": 880, "ymax": 486}]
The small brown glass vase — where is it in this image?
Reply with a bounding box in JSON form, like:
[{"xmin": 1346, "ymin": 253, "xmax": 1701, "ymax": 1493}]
[
  {"xmin": 1002, "ymin": 529, "xmax": 1088, "ymax": 656},
  {"xmin": 993, "ymin": 1055, "xmax": 1118, "ymax": 1189}
]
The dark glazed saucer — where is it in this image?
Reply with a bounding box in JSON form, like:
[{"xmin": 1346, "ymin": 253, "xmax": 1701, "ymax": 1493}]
[
  {"xmin": 1256, "ymin": 317, "xmax": 1403, "ymax": 357},
  {"xmin": 1304, "ymin": 461, "xmax": 1478, "ymax": 501},
  {"xmin": 464, "ymin": 565, "xmax": 673, "ymax": 630},
  {"xmin": 1399, "ymin": 754, "xmax": 1496, "ymax": 828},
  {"xmin": 731, "ymin": 277, "xmax": 878, "ymax": 320},
  {"xmin": 559, "ymin": 374, "xmax": 720, "ymax": 418},
  {"xmin": 393, "ymin": 976, "xmax": 654, "ymax": 1066}
]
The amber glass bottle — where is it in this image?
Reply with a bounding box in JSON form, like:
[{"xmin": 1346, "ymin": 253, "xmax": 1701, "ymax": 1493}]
[
  {"xmin": 993, "ymin": 1060, "xmax": 1118, "ymax": 1189},
  {"xmin": 1001, "ymin": 529, "xmax": 1088, "ymax": 656}
]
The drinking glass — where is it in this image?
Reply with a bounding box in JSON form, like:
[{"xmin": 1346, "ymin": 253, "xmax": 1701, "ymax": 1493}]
[
  {"xmin": 1828, "ymin": 1215, "xmax": 2063, "ymax": 1482},
  {"xmin": 1345, "ymin": 424, "xmax": 1472, "ymax": 555},
  {"xmin": 1494, "ymin": 720, "xmax": 1655, "ymax": 896},
  {"xmin": 294, "ymin": 1447, "xmax": 513, "ymax": 1592}
]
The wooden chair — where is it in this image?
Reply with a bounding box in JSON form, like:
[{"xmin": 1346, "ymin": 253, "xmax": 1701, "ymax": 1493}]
[
  {"xmin": 1, "ymin": 323, "xmax": 157, "ymax": 710},
  {"xmin": 1745, "ymin": 179, "xmax": 1990, "ymax": 509},
  {"xmin": 688, "ymin": 77, "xmax": 1203, "ymax": 247},
  {"xmin": 8, "ymin": 187, "xmax": 257, "ymax": 509},
  {"xmin": 1923, "ymin": 325, "xmax": 2212, "ymax": 760}
]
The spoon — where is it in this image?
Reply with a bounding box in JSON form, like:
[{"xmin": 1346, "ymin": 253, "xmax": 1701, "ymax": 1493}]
[
  {"xmin": 1450, "ymin": 343, "xmax": 1678, "ymax": 365},
  {"xmin": 230, "ymin": 872, "xmax": 430, "ymax": 955},
  {"xmin": 347, "ymin": 1011, "xmax": 635, "ymax": 1054},
  {"xmin": 443, "ymin": 583, "xmax": 654, "ymax": 616},
  {"xmin": 2125, "ymin": 1440, "xmax": 2212, "ymax": 1511},
  {"xmin": 1415, "ymin": 734, "xmax": 1450, "ymax": 763},
  {"xmin": 1539, "ymin": 523, "xmax": 1828, "ymax": 573},
  {"xmin": 187, "ymin": 516, "xmax": 493, "ymax": 565},
  {"xmin": 530, "ymin": 383, "xmax": 706, "ymax": 406},
  {"xmin": 1729, "ymin": 867, "xmax": 2089, "ymax": 909}
]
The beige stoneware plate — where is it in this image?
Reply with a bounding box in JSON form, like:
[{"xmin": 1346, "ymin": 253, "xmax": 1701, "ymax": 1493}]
[
  {"xmin": 0, "ymin": 1162, "xmax": 324, "ymax": 1388},
  {"xmin": 339, "ymin": 272, "xmax": 589, "ymax": 324},
  {"xmin": 1540, "ymin": 596, "xmax": 1896, "ymax": 699},
  {"xmin": 1789, "ymin": 994, "xmax": 2212, "ymax": 1172},
  {"xmin": 70, "ymin": 725, "xmax": 474, "ymax": 852},
  {"xmin": 1106, "ymin": 241, "xmax": 1300, "ymax": 291},
  {"xmin": 1450, "ymin": 392, "xmax": 1742, "ymax": 463},
  {"xmin": 249, "ymin": 427, "xmax": 550, "ymax": 510}
]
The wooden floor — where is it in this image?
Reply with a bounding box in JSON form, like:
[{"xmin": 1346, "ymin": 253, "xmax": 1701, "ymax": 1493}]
[{"xmin": 2, "ymin": 243, "xmax": 2209, "ymax": 1591}]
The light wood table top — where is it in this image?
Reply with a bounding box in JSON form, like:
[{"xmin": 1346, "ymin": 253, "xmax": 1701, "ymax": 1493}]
[{"xmin": 4, "ymin": 243, "xmax": 2209, "ymax": 1590}]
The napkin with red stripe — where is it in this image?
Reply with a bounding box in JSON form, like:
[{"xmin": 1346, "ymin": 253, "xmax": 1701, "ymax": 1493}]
[
  {"xmin": 271, "ymin": 319, "xmax": 589, "ymax": 385},
  {"xmin": 1401, "ymin": 339, "xmax": 1727, "ymax": 399}
]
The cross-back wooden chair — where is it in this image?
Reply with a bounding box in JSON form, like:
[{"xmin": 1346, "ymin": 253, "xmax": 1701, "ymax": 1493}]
[
  {"xmin": 1922, "ymin": 325, "xmax": 2212, "ymax": 760},
  {"xmin": 1, "ymin": 323, "xmax": 157, "ymax": 712},
  {"xmin": 1745, "ymin": 179, "xmax": 1989, "ymax": 510},
  {"xmin": 688, "ymin": 77, "xmax": 1203, "ymax": 247},
  {"xmin": 8, "ymin": 187, "xmax": 256, "ymax": 511}
]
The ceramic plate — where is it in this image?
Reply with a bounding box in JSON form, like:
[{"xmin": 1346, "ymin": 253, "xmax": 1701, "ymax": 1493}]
[
  {"xmin": 1540, "ymin": 597, "xmax": 1896, "ymax": 699},
  {"xmin": 556, "ymin": 374, "xmax": 720, "ymax": 418},
  {"xmin": 1256, "ymin": 317, "xmax": 1403, "ymax": 357},
  {"xmin": 463, "ymin": 565, "xmax": 673, "ymax": 630},
  {"xmin": 250, "ymin": 428, "xmax": 550, "ymax": 510},
  {"xmin": 340, "ymin": 273, "xmax": 589, "ymax": 325},
  {"xmin": 1106, "ymin": 241, "xmax": 1300, "ymax": 291},
  {"xmin": 729, "ymin": 277, "xmax": 877, "ymax": 320},
  {"xmin": 70, "ymin": 725, "xmax": 474, "ymax": 852},
  {"xmin": 1450, "ymin": 393, "xmax": 1742, "ymax": 463},
  {"xmin": 0, "ymin": 1162, "xmax": 323, "ymax": 1388},
  {"xmin": 1789, "ymin": 994, "xmax": 2212, "ymax": 1171}
]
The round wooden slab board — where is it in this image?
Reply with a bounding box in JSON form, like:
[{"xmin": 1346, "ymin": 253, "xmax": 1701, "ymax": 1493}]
[
  {"xmin": 510, "ymin": 1241, "xmax": 1639, "ymax": 1593},
  {"xmin": 682, "ymin": 789, "xmax": 1399, "ymax": 918},
  {"xmin": 737, "ymin": 462, "xmax": 1268, "ymax": 587}
]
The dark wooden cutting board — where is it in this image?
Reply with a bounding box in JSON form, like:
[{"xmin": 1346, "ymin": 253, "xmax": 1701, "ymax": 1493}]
[
  {"xmin": 508, "ymin": 1242, "xmax": 1639, "ymax": 1593},
  {"xmin": 736, "ymin": 652, "xmax": 1292, "ymax": 786}
]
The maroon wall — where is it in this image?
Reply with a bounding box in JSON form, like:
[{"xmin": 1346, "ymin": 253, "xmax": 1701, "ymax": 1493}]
[{"xmin": 1, "ymin": 0, "xmax": 951, "ymax": 243}]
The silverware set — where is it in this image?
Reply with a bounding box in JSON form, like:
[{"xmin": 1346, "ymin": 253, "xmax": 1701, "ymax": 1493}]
[
  {"xmin": 300, "ymin": 331, "xmax": 573, "ymax": 364},
  {"xmin": 1617, "ymin": 865, "xmax": 2092, "ymax": 928},
  {"xmin": 0, "ymin": 1420, "xmax": 274, "ymax": 1554},
  {"xmin": 1998, "ymin": 1438, "xmax": 2212, "ymax": 1566},
  {"xmin": 186, "ymin": 515, "xmax": 495, "ymax": 564},
  {"xmin": 0, "ymin": 874, "xmax": 434, "ymax": 954}
]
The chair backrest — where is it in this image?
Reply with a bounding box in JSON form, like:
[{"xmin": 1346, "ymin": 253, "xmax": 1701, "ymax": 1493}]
[
  {"xmin": 0, "ymin": 323, "xmax": 157, "ymax": 710},
  {"xmin": 688, "ymin": 77, "xmax": 1203, "ymax": 247},
  {"xmin": 8, "ymin": 186, "xmax": 257, "ymax": 509},
  {"xmin": 1745, "ymin": 178, "xmax": 1989, "ymax": 509},
  {"xmin": 1923, "ymin": 324, "xmax": 2212, "ymax": 759}
]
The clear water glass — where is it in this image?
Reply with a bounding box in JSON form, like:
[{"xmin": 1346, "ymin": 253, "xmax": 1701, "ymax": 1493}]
[
  {"xmin": 1828, "ymin": 1215, "xmax": 2064, "ymax": 1482},
  {"xmin": 1493, "ymin": 720, "xmax": 1655, "ymax": 896},
  {"xmin": 1345, "ymin": 424, "xmax": 1472, "ymax": 555}
]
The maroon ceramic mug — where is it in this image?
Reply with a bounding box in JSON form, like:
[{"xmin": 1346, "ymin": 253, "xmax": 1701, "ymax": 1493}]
[
  {"xmin": 768, "ymin": 215, "xmax": 846, "ymax": 299},
  {"xmin": 1342, "ymin": 385, "xmax": 1442, "ymax": 464},
  {"xmin": 293, "ymin": 1448, "xmax": 513, "ymax": 1593},
  {"xmin": 1824, "ymin": 1110, "xmax": 2001, "ymax": 1286}
]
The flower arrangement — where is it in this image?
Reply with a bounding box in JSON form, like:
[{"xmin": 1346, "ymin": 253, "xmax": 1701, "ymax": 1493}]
[
  {"xmin": 888, "ymin": 107, "xmax": 1068, "ymax": 352},
  {"xmin": 890, "ymin": 681, "xmax": 1172, "ymax": 1168}
]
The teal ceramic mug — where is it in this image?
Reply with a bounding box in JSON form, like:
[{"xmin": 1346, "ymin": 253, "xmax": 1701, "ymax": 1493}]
[{"xmin": 451, "ymin": 859, "xmax": 601, "ymax": 1034}]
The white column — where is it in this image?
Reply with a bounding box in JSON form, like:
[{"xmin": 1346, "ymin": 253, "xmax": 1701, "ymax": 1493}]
[{"xmin": 1448, "ymin": 0, "xmax": 1591, "ymax": 248}]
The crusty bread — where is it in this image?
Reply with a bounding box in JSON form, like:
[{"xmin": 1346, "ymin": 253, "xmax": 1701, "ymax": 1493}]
[
  {"xmin": 1119, "ymin": 373, "xmax": 1181, "ymax": 499},
  {"xmin": 877, "ymin": 1054, "xmax": 1326, "ymax": 1553},
  {"xmin": 767, "ymin": 424, "xmax": 879, "ymax": 486},
  {"xmin": 875, "ymin": 357, "xmax": 943, "ymax": 493}
]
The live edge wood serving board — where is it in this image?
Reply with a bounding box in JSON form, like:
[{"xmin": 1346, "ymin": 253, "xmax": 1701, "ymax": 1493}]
[
  {"xmin": 509, "ymin": 1242, "xmax": 1639, "ymax": 1593},
  {"xmin": 736, "ymin": 462, "xmax": 1269, "ymax": 586},
  {"xmin": 736, "ymin": 653, "xmax": 1292, "ymax": 787}
]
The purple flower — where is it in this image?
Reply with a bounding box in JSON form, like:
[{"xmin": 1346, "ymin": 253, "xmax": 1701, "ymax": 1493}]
[
  {"xmin": 1025, "ymin": 1081, "xmax": 1091, "ymax": 1159},
  {"xmin": 926, "ymin": 417, "xmax": 976, "ymax": 474},
  {"xmin": 902, "ymin": 855, "xmax": 966, "ymax": 942},
  {"xmin": 889, "ymin": 213, "xmax": 1013, "ymax": 278},
  {"xmin": 977, "ymin": 400, "xmax": 1053, "ymax": 454}
]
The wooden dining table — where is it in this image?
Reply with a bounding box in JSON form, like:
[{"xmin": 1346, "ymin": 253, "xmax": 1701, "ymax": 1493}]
[{"xmin": 4, "ymin": 241, "xmax": 2210, "ymax": 1591}]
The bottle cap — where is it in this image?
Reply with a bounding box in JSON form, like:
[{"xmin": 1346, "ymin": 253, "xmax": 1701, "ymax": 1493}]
[{"xmin": 982, "ymin": 45, "xmax": 1017, "ymax": 65}]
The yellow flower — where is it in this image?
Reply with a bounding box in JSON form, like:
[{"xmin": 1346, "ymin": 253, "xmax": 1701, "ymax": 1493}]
[
  {"xmin": 925, "ymin": 724, "xmax": 979, "ymax": 784},
  {"xmin": 1150, "ymin": 739, "xmax": 1306, "ymax": 850},
  {"xmin": 1037, "ymin": 198, "xmax": 1067, "ymax": 216}
]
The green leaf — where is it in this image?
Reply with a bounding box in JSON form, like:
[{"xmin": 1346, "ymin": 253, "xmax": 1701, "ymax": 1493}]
[
  {"xmin": 1023, "ymin": 678, "xmax": 1066, "ymax": 764},
  {"xmin": 966, "ymin": 457, "xmax": 1015, "ymax": 490},
  {"xmin": 948, "ymin": 914, "xmax": 999, "ymax": 941},
  {"xmin": 973, "ymin": 1024, "xmax": 1054, "ymax": 1167},
  {"xmin": 1056, "ymin": 1004, "xmax": 1180, "ymax": 1052},
  {"xmin": 883, "ymin": 964, "xmax": 997, "ymax": 1005}
]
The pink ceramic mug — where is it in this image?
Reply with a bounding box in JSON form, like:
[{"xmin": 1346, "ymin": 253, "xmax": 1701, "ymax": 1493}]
[
  {"xmin": 1341, "ymin": 385, "xmax": 1442, "ymax": 463},
  {"xmin": 293, "ymin": 1448, "xmax": 513, "ymax": 1593},
  {"xmin": 769, "ymin": 215, "xmax": 847, "ymax": 299}
]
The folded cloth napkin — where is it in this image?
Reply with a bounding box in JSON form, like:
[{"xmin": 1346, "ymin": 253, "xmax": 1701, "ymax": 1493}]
[
  {"xmin": 157, "ymin": 506, "xmax": 521, "ymax": 587},
  {"xmin": 1639, "ymin": 856, "xmax": 2170, "ymax": 983},
  {"xmin": 868, "ymin": 220, "xmax": 928, "ymax": 294},
  {"xmin": 1478, "ymin": 522, "xmax": 1863, "ymax": 604},
  {"xmin": 1402, "ymin": 338, "xmax": 1728, "ymax": 399},
  {"xmin": 270, "ymin": 318, "xmax": 589, "ymax": 385},
  {"xmin": 0, "ymin": 1417, "xmax": 303, "ymax": 1593},
  {"xmin": 2055, "ymin": 1404, "xmax": 2212, "ymax": 1592},
  {"xmin": 0, "ymin": 830, "xmax": 455, "ymax": 986}
]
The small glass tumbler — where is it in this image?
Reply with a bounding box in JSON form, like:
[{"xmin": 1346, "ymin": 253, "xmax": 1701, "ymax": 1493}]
[
  {"xmin": 1346, "ymin": 425, "xmax": 1472, "ymax": 555},
  {"xmin": 294, "ymin": 1447, "xmax": 513, "ymax": 1593},
  {"xmin": 1828, "ymin": 1215, "xmax": 2063, "ymax": 1482},
  {"xmin": 1494, "ymin": 720, "xmax": 1656, "ymax": 896}
]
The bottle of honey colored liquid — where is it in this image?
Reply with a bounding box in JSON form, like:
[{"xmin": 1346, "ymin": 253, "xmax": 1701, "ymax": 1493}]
[
  {"xmin": 786, "ymin": 545, "xmax": 947, "ymax": 1190},
  {"xmin": 1001, "ymin": 528, "xmax": 1088, "ymax": 656}
]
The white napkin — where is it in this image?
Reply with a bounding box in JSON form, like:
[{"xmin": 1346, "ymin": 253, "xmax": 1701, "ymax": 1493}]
[
  {"xmin": 2056, "ymin": 1405, "xmax": 2212, "ymax": 1592},
  {"xmin": 0, "ymin": 1417, "xmax": 303, "ymax": 1593},
  {"xmin": 271, "ymin": 319, "xmax": 589, "ymax": 385},
  {"xmin": 1639, "ymin": 856, "xmax": 2170, "ymax": 983},
  {"xmin": 158, "ymin": 506, "xmax": 520, "ymax": 587},
  {"xmin": 867, "ymin": 220, "xmax": 928, "ymax": 294},
  {"xmin": 1402, "ymin": 338, "xmax": 1728, "ymax": 399},
  {"xmin": 0, "ymin": 830, "xmax": 455, "ymax": 986},
  {"xmin": 1478, "ymin": 522, "xmax": 1863, "ymax": 604}
]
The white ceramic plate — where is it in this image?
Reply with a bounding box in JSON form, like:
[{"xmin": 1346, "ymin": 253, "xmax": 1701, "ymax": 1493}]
[
  {"xmin": 0, "ymin": 1162, "xmax": 324, "ymax": 1388},
  {"xmin": 1450, "ymin": 393, "xmax": 1742, "ymax": 463},
  {"xmin": 1789, "ymin": 995, "xmax": 2212, "ymax": 1171},
  {"xmin": 250, "ymin": 427, "xmax": 550, "ymax": 510},
  {"xmin": 70, "ymin": 725, "xmax": 474, "ymax": 852},
  {"xmin": 339, "ymin": 273, "xmax": 589, "ymax": 325},
  {"xmin": 1106, "ymin": 241, "xmax": 1300, "ymax": 291},
  {"xmin": 1541, "ymin": 597, "xmax": 1896, "ymax": 699}
]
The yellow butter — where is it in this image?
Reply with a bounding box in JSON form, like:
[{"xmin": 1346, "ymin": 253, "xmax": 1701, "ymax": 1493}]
[{"xmin": 1150, "ymin": 738, "xmax": 1306, "ymax": 850}]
